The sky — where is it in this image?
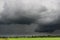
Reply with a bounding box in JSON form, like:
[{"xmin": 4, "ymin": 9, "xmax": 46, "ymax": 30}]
[
  {"xmin": 0, "ymin": 0, "xmax": 59, "ymax": 24},
  {"xmin": 0, "ymin": 0, "xmax": 60, "ymax": 34}
]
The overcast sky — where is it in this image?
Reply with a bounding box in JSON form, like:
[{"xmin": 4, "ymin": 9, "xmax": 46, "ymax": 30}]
[
  {"xmin": 0, "ymin": 0, "xmax": 60, "ymax": 35},
  {"xmin": 0, "ymin": 0, "xmax": 59, "ymax": 24}
]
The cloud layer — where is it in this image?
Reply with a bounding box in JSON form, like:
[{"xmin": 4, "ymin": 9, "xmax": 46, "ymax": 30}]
[
  {"xmin": 0, "ymin": 0, "xmax": 60, "ymax": 33},
  {"xmin": 0, "ymin": 0, "xmax": 59, "ymax": 25}
]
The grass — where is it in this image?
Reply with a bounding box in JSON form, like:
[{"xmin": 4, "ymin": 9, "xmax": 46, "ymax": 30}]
[{"xmin": 0, "ymin": 36, "xmax": 60, "ymax": 40}]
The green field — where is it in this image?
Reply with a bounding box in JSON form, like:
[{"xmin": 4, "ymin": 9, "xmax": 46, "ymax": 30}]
[{"xmin": 0, "ymin": 38, "xmax": 60, "ymax": 40}]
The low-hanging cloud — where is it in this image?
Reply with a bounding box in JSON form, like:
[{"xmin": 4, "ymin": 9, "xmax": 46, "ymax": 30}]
[
  {"xmin": 0, "ymin": 0, "xmax": 60, "ymax": 33},
  {"xmin": 0, "ymin": 0, "xmax": 60, "ymax": 25}
]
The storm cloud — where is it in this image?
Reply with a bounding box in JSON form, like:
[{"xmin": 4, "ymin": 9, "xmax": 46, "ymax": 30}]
[
  {"xmin": 0, "ymin": 0, "xmax": 60, "ymax": 34},
  {"xmin": 0, "ymin": 0, "xmax": 59, "ymax": 25}
]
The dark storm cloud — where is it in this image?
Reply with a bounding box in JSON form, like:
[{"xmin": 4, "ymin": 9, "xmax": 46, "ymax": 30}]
[
  {"xmin": 0, "ymin": 0, "xmax": 59, "ymax": 25},
  {"xmin": 0, "ymin": 0, "xmax": 48, "ymax": 24},
  {"xmin": 0, "ymin": 0, "xmax": 59, "ymax": 26},
  {"xmin": 0, "ymin": 0, "xmax": 60, "ymax": 34}
]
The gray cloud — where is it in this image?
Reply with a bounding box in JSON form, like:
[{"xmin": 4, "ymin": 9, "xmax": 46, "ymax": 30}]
[
  {"xmin": 0, "ymin": 0, "xmax": 48, "ymax": 24},
  {"xmin": 0, "ymin": 0, "xmax": 60, "ymax": 33}
]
